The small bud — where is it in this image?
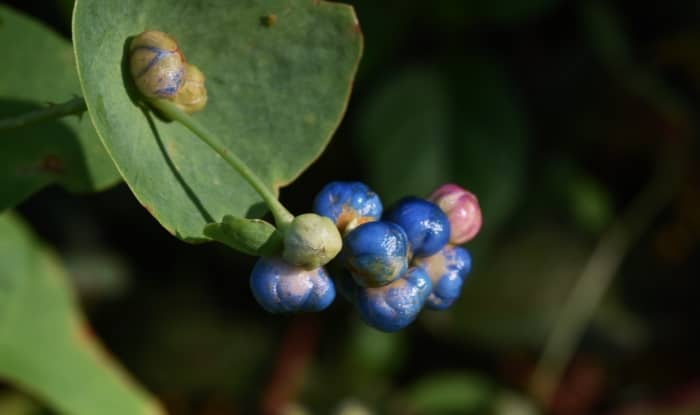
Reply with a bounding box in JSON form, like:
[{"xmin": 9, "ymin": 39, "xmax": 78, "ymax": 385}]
[
  {"xmin": 173, "ymin": 63, "xmax": 208, "ymax": 114},
  {"xmin": 282, "ymin": 213, "xmax": 342, "ymax": 270},
  {"xmin": 428, "ymin": 184, "xmax": 482, "ymax": 244}
]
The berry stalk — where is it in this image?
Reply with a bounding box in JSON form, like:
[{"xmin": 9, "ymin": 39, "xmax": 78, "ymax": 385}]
[{"xmin": 150, "ymin": 98, "xmax": 294, "ymax": 228}]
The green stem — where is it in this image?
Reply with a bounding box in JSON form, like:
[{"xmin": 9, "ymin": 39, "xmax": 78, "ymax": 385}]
[
  {"xmin": 529, "ymin": 153, "xmax": 681, "ymax": 408},
  {"xmin": 0, "ymin": 97, "xmax": 87, "ymax": 131},
  {"xmin": 150, "ymin": 99, "xmax": 294, "ymax": 228}
]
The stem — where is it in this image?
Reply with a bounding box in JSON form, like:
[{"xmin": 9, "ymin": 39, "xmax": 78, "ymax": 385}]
[
  {"xmin": 150, "ymin": 99, "xmax": 294, "ymax": 228},
  {"xmin": 0, "ymin": 97, "xmax": 87, "ymax": 131},
  {"xmin": 529, "ymin": 154, "xmax": 681, "ymax": 407}
]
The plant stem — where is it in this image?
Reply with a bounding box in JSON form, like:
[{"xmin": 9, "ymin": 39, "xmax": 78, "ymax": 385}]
[
  {"xmin": 529, "ymin": 154, "xmax": 681, "ymax": 407},
  {"xmin": 0, "ymin": 97, "xmax": 87, "ymax": 131},
  {"xmin": 150, "ymin": 99, "xmax": 295, "ymax": 228}
]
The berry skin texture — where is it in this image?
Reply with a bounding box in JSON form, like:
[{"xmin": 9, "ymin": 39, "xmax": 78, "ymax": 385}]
[
  {"xmin": 313, "ymin": 181, "xmax": 383, "ymax": 233},
  {"xmin": 414, "ymin": 245, "xmax": 472, "ymax": 310},
  {"xmin": 355, "ymin": 267, "xmax": 432, "ymax": 332},
  {"xmin": 342, "ymin": 221, "xmax": 409, "ymax": 287},
  {"xmin": 384, "ymin": 197, "xmax": 451, "ymax": 258},
  {"xmin": 173, "ymin": 63, "xmax": 208, "ymax": 114},
  {"xmin": 428, "ymin": 184, "xmax": 482, "ymax": 245},
  {"xmin": 249, "ymin": 257, "xmax": 335, "ymax": 313},
  {"xmin": 282, "ymin": 213, "xmax": 342, "ymax": 270},
  {"xmin": 129, "ymin": 31, "xmax": 186, "ymax": 99}
]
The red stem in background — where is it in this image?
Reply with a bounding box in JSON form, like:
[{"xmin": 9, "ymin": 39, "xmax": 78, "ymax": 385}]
[{"xmin": 260, "ymin": 316, "xmax": 320, "ymax": 415}]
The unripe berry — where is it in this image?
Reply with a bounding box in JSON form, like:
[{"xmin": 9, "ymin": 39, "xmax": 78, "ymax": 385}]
[
  {"xmin": 355, "ymin": 267, "xmax": 432, "ymax": 332},
  {"xmin": 282, "ymin": 213, "xmax": 342, "ymax": 270},
  {"xmin": 173, "ymin": 63, "xmax": 208, "ymax": 114},
  {"xmin": 129, "ymin": 30, "xmax": 185, "ymax": 99},
  {"xmin": 342, "ymin": 221, "xmax": 409, "ymax": 287},
  {"xmin": 313, "ymin": 181, "xmax": 383, "ymax": 233},
  {"xmin": 413, "ymin": 245, "xmax": 472, "ymax": 310},
  {"xmin": 249, "ymin": 257, "xmax": 335, "ymax": 313},
  {"xmin": 384, "ymin": 197, "xmax": 450, "ymax": 258},
  {"xmin": 428, "ymin": 184, "xmax": 482, "ymax": 244}
]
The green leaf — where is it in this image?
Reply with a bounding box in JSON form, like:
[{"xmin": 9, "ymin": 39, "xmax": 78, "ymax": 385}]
[
  {"xmin": 73, "ymin": 0, "xmax": 363, "ymax": 241},
  {"xmin": 399, "ymin": 373, "xmax": 495, "ymax": 415},
  {"xmin": 449, "ymin": 226, "xmax": 589, "ymax": 349},
  {"xmin": 356, "ymin": 67, "xmax": 452, "ymax": 205},
  {"xmin": 0, "ymin": 5, "xmax": 121, "ymax": 211},
  {"xmin": 0, "ymin": 212, "xmax": 164, "ymax": 415},
  {"xmin": 356, "ymin": 59, "xmax": 529, "ymax": 239},
  {"xmin": 204, "ymin": 215, "xmax": 282, "ymax": 256}
]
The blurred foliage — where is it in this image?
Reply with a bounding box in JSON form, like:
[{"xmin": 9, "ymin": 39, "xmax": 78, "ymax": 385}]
[{"xmin": 2, "ymin": 0, "xmax": 700, "ymax": 414}]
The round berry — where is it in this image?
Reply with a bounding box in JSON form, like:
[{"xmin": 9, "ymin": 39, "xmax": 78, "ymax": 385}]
[
  {"xmin": 282, "ymin": 213, "xmax": 342, "ymax": 270},
  {"xmin": 355, "ymin": 267, "xmax": 432, "ymax": 332},
  {"xmin": 342, "ymin": 221, "xmax": 409, "ymax": 287},
  {"xmin": 428, "ymin": 184, "xmax": 482, "ymax": 244},
  {"xmin": 384, "ymin": 197, "xmax": 450, "ymax": 257},
  {"xmin": 249, "ymin": 257, "xmax": 335, "ymax": 313},
  {"xmin": 313, "ymin": 181, "xmax": 383, "ymax": 233},
  {"xmin": 414, "ymin": 245, "xmax": 472, "ymax": 310}
]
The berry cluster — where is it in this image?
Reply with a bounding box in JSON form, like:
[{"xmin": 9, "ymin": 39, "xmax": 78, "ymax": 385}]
[{"xmin": 249, "ymin": 182, "xmax": 482, "ymax": 332}]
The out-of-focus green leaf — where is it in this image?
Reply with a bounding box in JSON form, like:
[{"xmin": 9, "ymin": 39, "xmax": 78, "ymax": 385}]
[
  {"xmin": 0, "ymin": 211, "xmax": 163, "ymax": 415},
  {"xmin": 449, "ymin": 57, "xmax": 529, "ymax": 238},
  {"xmin": 543, "ymin": 159, "xmax": 614, "ymax": 234},
  {"xmin": 73, "ymin": 0, "xmax": 363, "ymax": 241},
  {"xmin": 0, "ymin": 5, "xmax": 121, "ymax": 211},
  {"xmin": 397, "ymin": 372, "xmax": 495, "ymax": 415},
  {"xmin": 356, "ymin": 67, "xmax": 452, "ymax": 204},
  {"xmin": 449, "ymin": 226, "xmax": 589, "ymax": 349}
]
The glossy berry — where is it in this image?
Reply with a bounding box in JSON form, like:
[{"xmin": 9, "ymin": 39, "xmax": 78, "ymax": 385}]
[
  {"xmin": 342, "ymin": 221, "xmax": 409, "ymax": 287},
  {"xmin": 249, "ymin": 257, "xmax": 335, "ymax": 313},
  {"xmin": 313, "ymin": 181, "xmax": 383, "ymax": 233},
  {"xmin": 282, "ymin": 213, "xmax": 342, "ymax": 270},
  {"xmin": 129, "ymin": 30, "xmax": 185, "ymax": 99},
  {"xmin": 414, "ymin": 245, "xmax": 472, "ymax": 310},
  {"xmin": 355, "ymin": 267, "xmax": 432, "ymax": 332},
  {"xmin": 428, "ymin": 184, "xmax": 482, "ymax": 244},
  {"xmin": 384, "ymin": 197, "xmax": 450, "ymax": 258}
]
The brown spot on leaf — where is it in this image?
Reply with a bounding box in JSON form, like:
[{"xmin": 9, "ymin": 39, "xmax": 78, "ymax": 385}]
[
  {"xmin": 261, "ymin": 14, "xmax": 278, "ymax": 27},
  {"xmin": 41, "ymin": 154, "xmax": 64, "ymax": 174}
]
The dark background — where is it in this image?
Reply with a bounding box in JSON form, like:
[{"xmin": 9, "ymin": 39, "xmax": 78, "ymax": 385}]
[{"xmin": 4, "ymin": 0, "xmax": 700, "ymax": 414}]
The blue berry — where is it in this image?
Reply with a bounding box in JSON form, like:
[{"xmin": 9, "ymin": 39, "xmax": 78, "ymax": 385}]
[
  {"xmin": 313, "ymin": 181, "xmax": 383, "ymax": 233},
  {"xmin": 355, "ymin": 267, "xmax": 432, "ymax": 332},
  {"xmin": 342, "ymin": 221, "xmax": 409, "ymax": 287},
  {"xmin": 414, "ymin": 245, "xmax": 472, "ymax": 310},
  {"xmin": 384, "ymin": 197, "xmax": 451, "ymax": 258},
  {"xmin": 249, "ymin": 257, "xmax": 335, "ymax": 313}
]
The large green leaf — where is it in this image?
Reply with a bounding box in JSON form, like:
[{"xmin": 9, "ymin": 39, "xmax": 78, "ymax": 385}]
[
  {"xmin": 356, "ymin": 59, "xmax": 528, "ymax": 239},
  {"xmin": 0, "ymin": 5, "xmax": 120, "ymax": 211},
  {"xmin": 0, "ymin": 212, "xmax": 163, "ymax": 415},
  {"xmin": 73, "ymin": 0, "xmax": 362, "ymax": 241}
]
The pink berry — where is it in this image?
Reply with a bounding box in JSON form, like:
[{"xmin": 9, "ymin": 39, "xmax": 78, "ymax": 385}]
[{"xmin": 428, "ymin": 184, "xmax": 482, "ymax": 244}]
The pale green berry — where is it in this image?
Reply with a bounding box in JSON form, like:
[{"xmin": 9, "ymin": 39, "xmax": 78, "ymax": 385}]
[{"xmin": 282, "ymin": 213, "xmax": 342, "ymax": 270}]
